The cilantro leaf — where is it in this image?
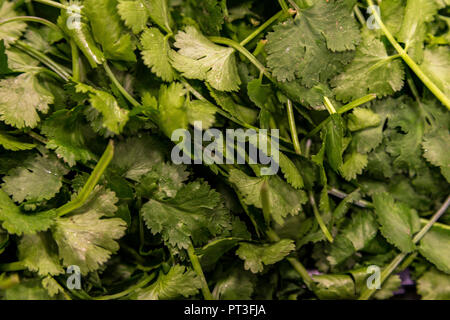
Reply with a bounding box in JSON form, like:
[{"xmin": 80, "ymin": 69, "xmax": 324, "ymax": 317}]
[
  {"xmin": 0, "ymin": 73, "xmax": 54, "ymax": 129},
  {"xmin": 266, "ymin": 0, "xmax": 359, "ymax": 85},
  {"xmin": 0, "ymin": 2, "xmax": 27, "ymax": 47},
  {"xmin": 0, "ymin": 131, "xmax": 35, "ymax": 151},
  {"xmin": 420, "ymin": 47, "xmax": 450, "ymax": 98},
  {"xmin": 137, "ymin": 265, "xmax": 201, "ymax": 300},
  {"xmin": 417, "ymin": 268, "xmax": 450, "ymax": 299},
  {"xmin": 422, "ymin": 130, "xmax": 450, "ymax": 182},
  {"xmin": 140, "ymin": 27, "xmax": 176, "ymax": 82},
  {"xmin": 141, "ymin": 180, "xmax": 231, "ymax": 249},
  {"xmin": 170, "ymin": 26, "xmax": 241, "ymax": 91},
  {"xmin": 340, "ymin": 151, "xmax": 368, "ymax": 181},
  {"xmin": 419, "ymin": 224, "xmax": 450, "ymax": 274},
  {"xmin": 236, "ymin": 239, "xmax": 295, "ymax": 273},
  {"xmin": 2, "ymin": 154, "xmax": 68, "ymax": 203},
  {"xmin": 117, "ymin": 0, "xmax": 149, "ymax": 34},
  {"xmin": 324, "ymin": 114, "xmax": 345, "ymax": 173}
]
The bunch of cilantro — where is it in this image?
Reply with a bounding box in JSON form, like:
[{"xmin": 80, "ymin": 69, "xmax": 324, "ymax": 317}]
[{"xmin": 0, "ymin": 0, "xmax": 449, "ymax": 300}]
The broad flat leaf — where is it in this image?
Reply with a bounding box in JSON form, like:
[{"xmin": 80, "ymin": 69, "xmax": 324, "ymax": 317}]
[
  {"xmin": 84, "ymin": 0, "xmax": 136, "ymax": 61},
  {"xmin": 397, "ymin": 0, "xmax": 441, "ymax": 62},
  {"xmin": 186, "ymin": 0, "xmax": 224, "ymax": 35},
  {"xmin": 325, "ymin": 114, "xmax": 345, "ymax": 172},
  {"xmin": 422, "ymin": 130, "xmax": 450, "ymax": 182},
  {"xmin": 52, "ymin": 199, "xmax": 126, "ymax": 274},
  {"xmin": 229, "ymin": 169, "xmax": 307, "ymax": 226},
  {"xmin": 18, "ymin": 233, "xmax": 64, "ymax": 276},
  {"xmin": 141, "ymin": 181, "xmax": 231, "ymax": 249},
  {"xmin": 41, "ymin": 109, "xmax": 96, "ymax": 167},
  {"xmin": 0, "ymin": 73, "xmax": 54, "ymax": 128},
  {"xmin": 313, "ymin": 274, "xmax": 355, "ymax": 299},
  {"xmin": 327, "ymin": 211, "xmax": 378, "ymax": 266},
  {"xmin": 332, "ymin": 36, "xmax": 404, "ymax": 102},
  {"xmin": 170, "ymin": 26, "xmax": 241, "ymax": 91},
  {"xmin": 41, "ymin": 276, "xmax": 63, "ymax": 297},
  {"xmin": 372, "ymin": 192, "xmax": 419, "ymax": 253},
  {"xmin": 266, "ymin": 0, "xmax": 359, "ymax": 86},
  {"xmin": 117, "ymin": 0, "xmax": 149, "ymax": 34},
  {"xmin": 145, "ymin": 0, "xmax": 173, "ymax": 33},
  {"xmin": 111, "ymin": 136, "xmax": 164, "ymax": 181},
  {"xmin": 140, "ymin": 27, "xmax": 176, "ymax": 81},
  {"xmin": 212, "ymin": 267, "xmax": 255, "ymax": 300},
  {"xmin": 137, "ymin": 265, "xmax": 201, "ymax": 300},
  {"xmin": 420, "ymin": 47, "xmax": 450, "ymax": 99},
  {"xmin": 279, "ymin": 152, "xmax": 304, "ymax": 189},
  {"xmin": 186, "ymin": 99, "xmax": 216, "ymax": 130},
  {"xmin": 417, "ymin": 268, "xmax": 450, "ymax": 300},
  {"xmin": 76, "ymin": 83, "xmax": 129, "ymax": 134},
  {"xmin": 0, "ymin": 2, "xmax": 27, "ymax": 47},
  {"xmin": 347, "ymin": 108, "xmax": 381, "ymax": 132},
  {"xmin": 0, "ymin": 132, "xmax": 35, "ymax": 151},
  {"xmin": 157, "ymin": 82, "xmax": 188, "ymax": 137},
  {"xmin": 419, "ymin": 225, "xmax": 450, "ymax": 274},
  {"xmin": 3, "ymin": 279, "xmax": 52, "ymax": 300},
  {"xmin": 2, "ymin": 154, "xmax": 68, "ymax": 203},
  {"xmin": 236, "ymin": 239, "xmax": 295, "ymax": 273},
  {"xmin": 340, "ymin": 152, "xmax": 368, "ymax": 181},
  {"xmin": 0, "ymin": 189, "xmax": 56, "ymax": 235}
]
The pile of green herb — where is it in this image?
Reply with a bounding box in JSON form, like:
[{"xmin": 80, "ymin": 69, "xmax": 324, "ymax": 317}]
[{"xmin": 0, "ymin": 0, "xmax": 449, "ymax": 300}]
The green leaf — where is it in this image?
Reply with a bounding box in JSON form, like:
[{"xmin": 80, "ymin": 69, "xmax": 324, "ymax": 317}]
[
  {"xmin": 279, "ymin": 152, "xmax": 304, "ymax": 189},
  {"xmin": 266, "ymin": 0, "xmax": 359, "ymax": 85},
  {"xmin": 52, "ymin": 188, "xmax": 126, "ymax": 274},
  {"xmin": 332, "ymin": 35, "xmax": 404, "ymax": 102},
  {"xmin": 117, "ymin": 0, "xmax": 149, "ymax": 34},
  {"xmin": 41, "ymin": 109, "xmax": 96, "ymax": 167},
  {"xmin": 422, "ymin": 130, "xmax": 450, "ymax": 182},
  {"xmin": 76, "ymin": 83, "xmax": 129, "ymax": 134},
  {"xmin": 170, "ymin": 26, "xmax": 241, "ymax": 91},
  {"xmin": 325, "ymin": 114, "xmax": 345, "ymax": 172},
  {"xmin": 372, "ymin": 192, "xmax": 419, "ymax": 253},
  {"xmin": 229, "ymin": 169, "xmax": 307, "ymax": 226},
  {"xmin": 340, "ymin": 152, "xmax": 368, "ymax": 181},
  {"xmin": 157, "ymin": 82, "xmax": 188, "ymax": 137},
  {"xmin": 137, "ymin": 265, "xmax": 201, "ymax": 300},
  {"xmin": 0, "ymin": 2, "xmax": 27, "ymax": 47},
  {"xmin": 347, "ymin": 108, "xmax": 381, "ymax": 132},
  {"xmin": 141, "ymin": 181, "xmax": 231, "ymax": 249},
  {"xmin": 417, "ymin": 268, "xmax": 450, "ymax": 300},
  {"xmin": 327, "ymin": 211, "xmax": 378, "ymax": 266},
  {"xmin": 18, "ymin": 233, "xmax": 64, "ymax": 276},
  {"xmin": 313, "ymin": 274, "xmax": 355, "ymax": 299},
  {"xmin": 145, "ymin": 0, "xmax": 173, "ymax": 33},
  {"xmin": 0, "ymin": 189, "xmax": 56, "ymax": 236},
  {"xmin": 420, "ymin": 47, "xmax": 450, "ymax": 102},
  {"xmin": 419, "ymin": 224, "xmax": 450, "ymax": 274},
  {"xmin": 140, "ymin": 27, "xmax": 176, "ymax": 82},
  {"xmin": 186, "ymin": 99, "xmax": 216, "ymax": 129},
  {"xmin": 84, "ymin": 0, "xmax": 136, "ymax": 61},
  {"xmin": 2, "ymin": 154, "xmax": 68, "ymax": 203},
  {"xmin": 186, "ymin": 0, "xmax": 224, "ymax": 36},
  {"xmin": 236, "ymin": 239, "xmax": 295, "ymax": 273},
  {"xmin": 212, "ymin": 267, "xmax": 255, "ymax": 300},
  {"xmin": 0, "ymin": 131, "xmax": 35, "ymax": 151},
  {"xmin": 3, "ymin": 279, "xmax": 52, "ymax": 300},
  {"xmin": 0, "ymin": 73, "xmax": 54, "ymax": 129}
]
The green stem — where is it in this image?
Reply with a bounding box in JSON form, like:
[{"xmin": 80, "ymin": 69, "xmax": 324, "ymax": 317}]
[
  {"xmin": 366, "ymin": 0, "xmax": 450, "ymax": 110},
  {"xmin": 93, "ymin": 273, "xmax": 156, "ymax": 300},
  {"xmin": 287, "ymin": 99, "xmax": 302, "ymax": 155},
  {"xmin": 240, "ymin": 10, "xmax": 285, "ymax": 47},
  {"xmin": 359, "ymin": 195, "xmax": 450, "ymax": 300},
  {"xmin": 187, "ymin": 244, "xmax": 214, "ymax": 300},
  {"xmin": 70, "ymin": 40, "xmax": 80, "ymax": 82},
  {"xmin": 308, "ymin": 94, "xmax": 377, "ymax": 137},
  {"xmin": 25, "ymin": 0, "xmax": 35, "ymax": 15},
  {"xmin": 0, "ymin": 261, "xmax": 26, "ymax": 272},
  {"xmin": 353, "ymin": 5, "xmax": 365, "ymax": 25},
  {"xmin": 103, "ymin": 63, "xmax": 141, "ymax": 108},
  {"xmin": 14, "ymin": 41, "xmax": 71, "ymax": 81},
  {"xmin": 55, "ymin": 140, "xmax": 114, "ymax": 217},
  {"xmin": 323, "ymin": 97, "xmax": 336, "ymax": 115},
  {"xmin": 33, "ymin": 0, "xmax": 67, "ymax": 10},
  {"xmin": 266, "ymin": 229, "xmax": 315, "ymax": 290},
  {"xmin": 278, "ymin": 0, "xmax": 290, "ymax": 13},
  {"xmin": 261, "ymin": 179, "xmax": 272, "ymax": 224},
  {"xmin": 0, "ymin": 16, "xmax": 62, "ymax": 34},
  {"xmin": 309, "ymin": 191, "xmax": 333, "ymax": 243},
  {"xmin": 209, "ymin": 36, "xmax": 273, "ymax": 82}
]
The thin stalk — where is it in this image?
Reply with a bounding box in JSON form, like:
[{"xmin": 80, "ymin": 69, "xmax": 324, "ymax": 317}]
[
  {"xmin": 33, "ymin": 0, "xmax": 67, "ymax": 10},
  {"xmin": 14, "ymin": 41, "xmax": 71, "ymax": 81},
  {"xmin": 70, "ymin": 40, "xmax": 80, "ymax": 82},
  {"xmin": 25, "ymin": 0, "xmax": 35, "ymax": 15},
  {"xmin": 240, "ymin": 10, "xmax": 284, "ymax": 47},
  {"xmin": 323, "ymin": 97, "xmax": 336, "ymax": 115},
  {"xmin": 55, "ymin": 140, "xmax": 114, "ymax": 217},
  {"xmin": 187, "ymin": 244, "xmax": 214, "ymax": 300},
  {"xmin": 307, "ymin": 94, "xmax": 377, "ymax": 137},
  {"xmin": 287, "ymin": 99, "xmax": 302, "ymax": 155},
  {"xmin": 353, "ymin": 5, "xmax": 365, "ymax": 25},
  {"xmin": 266, "ymin": 229, "xmax": 314, "ymax": 290},
  {"xmin": 261, "ymin": 179, "xmax": 272, "ymax": 224},
  {"xmin": 359, "ymin": 195, "xmax": 450, "ymax": 300},
  {"xmin": 309, "ymin": 191, "xmax": 333, "ymax": 243},
  {"xmin": 278, "ymin": 0, "xmax": 290, "ymax": 13},
  {"xmin": 103, "ymin": 63, "xmax": 141, "ymax": 108},
  {"xmin": 93, "ymin": 273, "xmax": 156, "ymax": 300},
  {"xmin": 0, "ymin": 16, "xmax": 62, "ymax": 34},
  {"xmin": 366, "ymin": 0, "xmax": 450, "ymax": 110}
]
